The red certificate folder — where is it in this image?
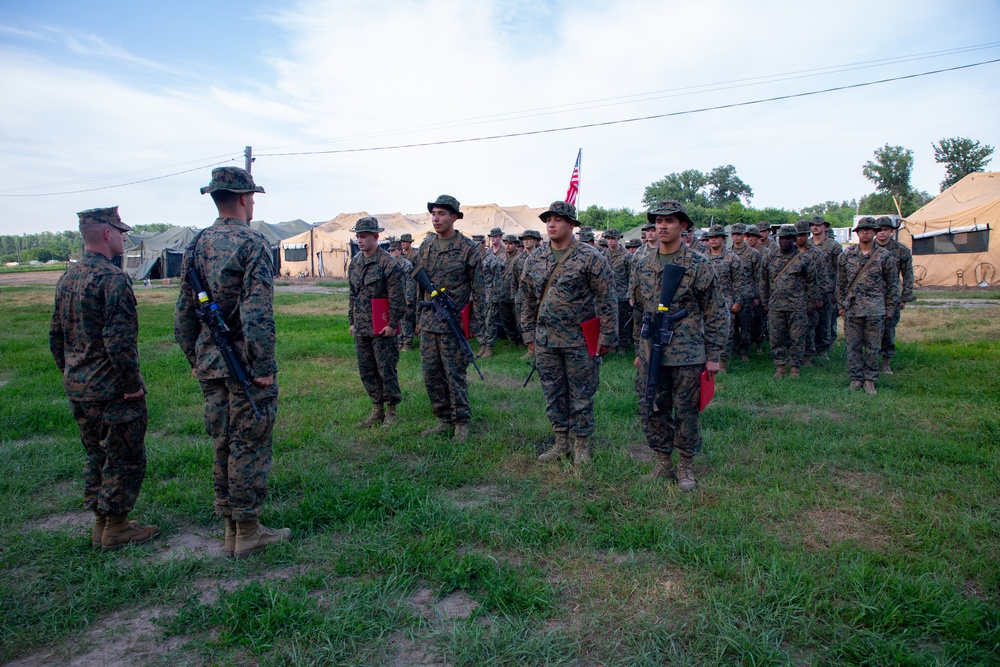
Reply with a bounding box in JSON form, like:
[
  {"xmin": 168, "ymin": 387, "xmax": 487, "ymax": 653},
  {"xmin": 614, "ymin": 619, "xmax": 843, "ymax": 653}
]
[
  {"xmin": 700, "ymin": 369, "xmax": 715, "ymax": 412},
  {"xmin": 461, "ymin": 303, "xmax": 472, "ymax": 339},
  {"xmin": 371, "ymin": 298, "xmax": 389, "ymax": 333},
  {"xmin": 581, "ymin": 317, "xmax": 601, "ymax": 357}
]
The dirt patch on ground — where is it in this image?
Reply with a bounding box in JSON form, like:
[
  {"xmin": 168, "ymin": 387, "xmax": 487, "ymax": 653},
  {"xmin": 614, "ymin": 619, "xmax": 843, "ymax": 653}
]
[
  {"xmin": 833, "ymin": 469, "xmax": 888, "ymax": 497},
  {"xmin": 0, "ymin": 271, "xmax": 63, "ymax": 286},
  {"xmin": 388, "ymin": 633, "xmax": 443, "ymax": 667},
  {"xmin": 800, "ymin": 507, "xmax": 891, "ymax": 552},
  {"xmin": 191, "ymin": 565, "xmax": 306, "ymax": 606},
  {"xmin": 629, "ymin": 440, "xmax": 655, "ymax": 464},
  {"xmin": 752, "ymin": 404, "xmax": 844, "ymax": 424},
  {"xmin": 409, "ymin": 587, "xmax": 480, "ymax": 620},
  {"xmin": 4, "ymin": 605, "xmax": 186, "ymax": 667},
  {"xmin": 28, "ymin": 510, "xmax": 93, "ymax": 532},
  {"xmin": 144, "ymin": 523, "xmax": 221, "ymax": 563},
  {"xmin": 444, "ymin": 483, "xmax": 510, "ymax": 510}
]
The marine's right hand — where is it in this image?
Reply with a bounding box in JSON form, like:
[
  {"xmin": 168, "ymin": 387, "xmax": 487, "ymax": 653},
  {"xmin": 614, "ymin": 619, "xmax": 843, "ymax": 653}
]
[
  {"xmin": 252, "ymin": 375, "xmax": 274, "ymax": 388},
  {"xmin": 123, "ymin": 388, "xmax": 145, "ymax": 401}
]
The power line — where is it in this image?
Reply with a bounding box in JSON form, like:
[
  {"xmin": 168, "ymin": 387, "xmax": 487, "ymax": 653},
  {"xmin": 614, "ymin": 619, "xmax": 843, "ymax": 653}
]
[
  {"xmin": 254, "ymin": 58, "xmax": 1000, "ymax": 158},
  {"xmin": 0, "ymin": 159, "xmax": 238, "ymax": 197}
]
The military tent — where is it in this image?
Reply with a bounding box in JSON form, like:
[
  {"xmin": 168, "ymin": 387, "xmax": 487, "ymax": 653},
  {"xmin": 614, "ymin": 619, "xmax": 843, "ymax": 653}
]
[
  {"xmin": 898, "ymin": 172, "xmax": 999, "ymax": 287},
  {"xmin": 250, "ymin": 219, "xmax": 316, "ymax": 272},
  {"xmin": 124, "ymin": 227, "xmax": 197, "ymax": 280}
]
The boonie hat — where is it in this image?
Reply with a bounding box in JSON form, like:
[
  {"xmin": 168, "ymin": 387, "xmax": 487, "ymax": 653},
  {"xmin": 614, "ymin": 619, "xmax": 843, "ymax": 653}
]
[
  {"xmin": 350, "ymin": 216, "xmax": 384, "ymax": 233},
  {"xmin": 400, "ymin": 233, "xmax": 413, "ymax": 242},
  {"xmin": 625, "ymin": 238, "xmax": 642, "ymax": 248},
  {"xmin": 855, "ymin": 216, "xmax": 880, "ymax": 231},
  {"xmin": 428, "ymin": 194, "xmax": 463, "ymax": 219},
  {"xmin": 730, "ymin": 223, "xmax": 748, "ymax": 234},
  {"xmin": 777, "ymin": 224, "xmax": 799, "ymax": 238},
  {"xmin": 488, "ymin": 227, "xmax": 503, "ymax": 237},
  {"xmin": 578, "ymin": 229, "xmax": 595, "ymax": 242},
  {"xmin": 388, "ymin": 241, "xmax": 402, "ymax": 251},
  {"xmin": 876, "ymin": 216, "xmax": 897, "ymax": 229},
  {"xmin": 472, "ymin": 234, "xmax": 485, "ymax": 243},
  {"xmin": 794, "ymin": 219, "xmax": 810, "ymax": 235},
  {"xmin": 745, "ymin": 225, "xmax": 762, "ymax": 237},
  {"xmin": 503, "ymin": 233, "xmax": 519, "ymax": 243},
  {"xmin": 642, "ymin": 221, "xmax": 657, "ymax": 231},
  {"xmin": 539, "ymin": 200, "xmax": 579, "ymax": 225},
  {"xmin": 704, "ymin": 225, "xmax": 728, "ymax": 238},
  {"xmin": 603, "ymin": 228, "xmax": 623, "ymax": 239},
  {"xmin": 77, "ymin": 206, "xmax": 132, "ymax": 232},
  {"xmin": 646, "ymin": 200, "xmax": 693, "ymax": 229},
  {"xmin": 811, "ymin": 216, "xmax": 830, "ymax": 227},
  {"xmin": 200, "ymin": 167, "xmax": 264, "ymax": 195},
  {"xmin": 519, "ymin": 229, "xmax": 542, "ymax": 240}
]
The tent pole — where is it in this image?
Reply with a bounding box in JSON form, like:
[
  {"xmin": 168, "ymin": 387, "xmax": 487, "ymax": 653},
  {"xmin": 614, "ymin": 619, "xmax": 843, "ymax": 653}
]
[{"xmin": 310, "ymin": 228, "xmax": 315, "ymax": 276}]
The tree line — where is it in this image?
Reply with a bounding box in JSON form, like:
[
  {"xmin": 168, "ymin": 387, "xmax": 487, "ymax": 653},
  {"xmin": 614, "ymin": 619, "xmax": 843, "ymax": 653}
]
[{"xmin": 0, "ymin": 224, "xmax": 172, "ymax": 264}]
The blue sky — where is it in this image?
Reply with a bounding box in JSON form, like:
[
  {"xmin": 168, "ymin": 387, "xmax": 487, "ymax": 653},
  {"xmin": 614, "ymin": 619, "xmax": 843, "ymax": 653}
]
[{"xmin": 1, "ymin": 0, "xmax": 999, "ymax": 234}]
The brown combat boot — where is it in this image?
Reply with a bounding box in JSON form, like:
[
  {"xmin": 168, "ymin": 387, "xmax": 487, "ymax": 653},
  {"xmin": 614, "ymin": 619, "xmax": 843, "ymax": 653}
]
[
  {"xmin": 773, "ymin": 364, "xmax": 786, "ymax": 379},
  {"xmin": 863, "ymin": 380, "xmax": 878, "ymax": 396},
  {"xmin": 101, "ymin": 513, "xmax": 159, "ymax": 552},
  {"xmin": 881, "ymin": 358, "xmax": 893, "ymax": 375},
  {"xmin": 789, "ymin": 366, "xmax": 801, "ymax": 379},
  {"xmin": 358, "ymin": 403, "xmax": 385, "ymax": 429},
  {"xmin": 677, "ymin": 454, "xmax": 697, "ymax": 492},
  {"xmin": 538, "ymin": 431, "xmax": 571, "ymax": 463},
  {"xmin": 850, "ymin": 380, "xmax": 862, "ymax": 391},
  {"xmin": 383, "ymin": 403, "xmax": 398, "ymax": 427},
  {"xmin": 573, "ymin": 435, "xmax": 592, "ymax": 465},
  {"xmin": 452, "ymin": 423, "xmax": 470, "ymax": 444},
  {"xmin": 477, "ymin": 345, "xmax": 494, "ymax": 359},
  {"xmin": 647, "ymin": 451, "xmax": 676, "ymax": 480},
  {"xmin": 92, "ymin": 512, "xmax": 106, "ymax": 549},
  {"xmin": 234, "ymin": 520, "xmax": 292, "ymax": 560},
  {"xmin": 223, "ymin": 516, "xmax": 237, "ymax": 558},
  {"xmin": 420, "ymin": 420, "xmax": 451, "ymax": 437}
]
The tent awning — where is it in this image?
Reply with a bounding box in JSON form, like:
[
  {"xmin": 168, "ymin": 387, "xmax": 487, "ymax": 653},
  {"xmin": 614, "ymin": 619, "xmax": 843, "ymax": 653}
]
[{"xmin": 910, "ymin": 223, "xmax": 990, "ymax": 239}]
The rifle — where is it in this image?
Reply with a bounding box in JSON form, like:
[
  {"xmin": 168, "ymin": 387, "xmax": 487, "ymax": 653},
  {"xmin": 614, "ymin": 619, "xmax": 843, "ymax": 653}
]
[
  {"xmin": 522, "ymin": 360, "xmax": 536, "ymax": 387},
  {"xmin": 640, "ymin": 264, "xmax": 689, "ymax": 426},
  {"xmin": 412, "ymin": 267, "xmax": 485, "ymax": 381},
  {"xmin": 187, "ymin": 269, "xmax": 263, "ymax": 422}
]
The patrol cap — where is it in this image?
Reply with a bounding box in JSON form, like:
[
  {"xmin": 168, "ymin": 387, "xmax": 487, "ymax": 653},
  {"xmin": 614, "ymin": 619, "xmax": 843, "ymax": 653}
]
[
  {"xmin": 777, "ymin": 224, "xmax": 798, "ymax": 238},
  {"xmin": 730, "ymin": 223, "xmax": 748, "ymax": 234},
  {"xmin": 200, "ymin": 166, "xmax": 265, "ymax": 195},
  {"xmin": 625, "ymin": 238, "xmax": 642, "ymax": 248},
  {"xmin": 427, "ymin": 194, "xmax": 463, "ymax": 219},
  {"xmin": 472, "ymin": 234, "xmax": 485, "ymax": 243},
  {"xmin": 704, "ymin": 224, "xmax": 728, "ymax": 238},
  {"xmin": 77, "ymin": 206, "xmax": 132, "ymax": 232},
  {"xmin": 855, "ymin": 216, "xmax": 880, "ymax": 231},
  {"xmin": 488, "ymin": 227, "xmax": 503, "ymax": 237},
  {"xmin": 400, "ymin": 233, "xmax": 413, "ymax": 242},
  {"xmin": 519, "ymin": 229, "xmax": 542, "ymax": 240},
  {"xmin": 578, "ymin": 229, "xmax": 595, "ymax": 242},
  {"xmin": 503, "ymin": 233, "xmax": 519, "ymax": 243},
  {"xmin": 794, "ymin": 219, "xmax": 810, "ymax": 235},
  {"xmin": 539, "ymin": 200, "xmax": 579, "ymax": 225},
  {"xmin": 811, "ymin": 215, "xmax": 830, "ymax": 227},
  {"xmin": 350, "ymin": 216, "xmax": 384, "ymax": 233},
  {"xmin": 603, "ymin": 228, "xmax": 623, "ymax": 239},
  {"xmin": 876, "ymin": 215, "xmax": 897, "ymax": 229},
  {"xmin": 646, "ymin": 200, "xmax": 693, "ymax": 229},
  {"xmin": 745, "ymin": 225, "xmax": 762, "ymax": 237}
]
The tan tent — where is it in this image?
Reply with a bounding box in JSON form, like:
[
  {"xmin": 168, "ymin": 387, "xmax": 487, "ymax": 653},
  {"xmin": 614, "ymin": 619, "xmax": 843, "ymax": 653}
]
[{"xmin": 899, "ymin": 172, "xmax": 999, "ymax": 287}]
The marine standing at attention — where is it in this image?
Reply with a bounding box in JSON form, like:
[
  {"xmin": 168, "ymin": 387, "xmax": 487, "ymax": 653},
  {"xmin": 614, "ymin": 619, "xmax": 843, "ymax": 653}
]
[
  {"xmin": 875, "ymin": 216, "xmax": 914, "ymax": 376},
  {"xmin": 50, "ymin": 206, "xmax": 159, "ymax": 552}
]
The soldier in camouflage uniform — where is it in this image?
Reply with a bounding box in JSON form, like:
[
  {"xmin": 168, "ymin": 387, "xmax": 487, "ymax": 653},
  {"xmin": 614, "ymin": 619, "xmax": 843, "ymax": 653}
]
[
  {"xmin": 499, "ymin": 233, "xmax": 524, "ymax": 347},
  {"xmin": 758, "ymin": 221, "xmax": 774, "ymax": 252},
  {"xmin": 50, "ymin": 206, "xmax": 159, "ymax": 552},
  {"xmin": 704, "ymin": 225, "xmax": 747, "ymax": 371},
  {"xmin": 602, "ymin": 228, "xmax": 633, "ymax": 353},
  {"xmin": 745, "ymin": 224, "xmax": 768, "ymax": 352},
  {"xmin": 837, "ymin": 217, "xmax": 900, "ymax": 394},
  {"xmin": 514, "ymin": 230, "xmax": 542, "ymax": 360},
  {"xmin": 632, "ymin": 201, "xmax": 728, "ymax": 492},
  {"xmin": 488, "ymin": 227, "xmax": 504, "ymax": 256},
  {"xmin": 390, "ymin": 241, "xmax": 417, "ymax": 351},
  {"xmin": 794, "ymin": 219, "xmax": 833, "ymax": 365},
  {"xmin": 808, "ymin": 216, "xmax": 843, "ymax": 360},
  {"xmin": 473, "ymin": 234, "xmax": 500, "ymax": 358},
  {"xmin": 414, "ymin": 195, "xmax": 483, "ymax": 443},
  {"xmin": 521, "ymin": 201, "xmax": 618, "ymax": 466},
  {"xmin": 875, "ymin": 216, "xmax": 915, "ymax": 375},
  {"xmin": 175, "ymin": 167, "xmax": 290, "ymax": 559},
  {"xmin": 729, "ymin": 223, "xmax": 761, "ymax": 361},
  {"xmin": 760, "ymin": 224, "xmax": 820, "ymax": 379},
  {"xmin": 578, "ymin": 228, "xmax": 596, "ymax": 247},
  {"xmin": 349, "ymin": 217, "xmax": 407, "ymax": 428},
  {"xmin": 626, "ymin": 238, "xmax": 641, "ymax": 253},
  {"xmin": 397, "ymin": 233, "xmax": 419, "ymax": 350}
]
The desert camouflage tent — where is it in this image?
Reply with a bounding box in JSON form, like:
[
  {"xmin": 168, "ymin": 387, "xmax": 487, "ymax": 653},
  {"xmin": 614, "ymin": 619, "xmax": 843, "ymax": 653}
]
[
  {"xmin": 898, "ymin": 172, "xmax": 999, "ymax": 287},
  {"xmin": 124, "ymin": 227, "xmax": 197, "ymax": 280},
  {"xmin": 250, "ymin": 219, "xmax": 315, "ymax": 271}
]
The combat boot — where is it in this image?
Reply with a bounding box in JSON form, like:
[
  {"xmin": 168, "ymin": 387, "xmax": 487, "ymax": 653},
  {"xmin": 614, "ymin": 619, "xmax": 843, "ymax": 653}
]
[
  {"xmin": 850, "ymin": 380, "xmax": 862, "ymax": 391},
  {"xmin": 400, "ymin": 343, "xmax": 412, "ymax": 352},
  {"xmin": 420, "ymin": 420, "xmax": 451, "ymax": 437},
  {"xmin": 573, "ymin": 435, "xmax": 592, "ymax": 465},
  {"xmin": 452, "ymin": 423, "xmax": 469, "ymax": 444},
  {"xmin": 92, "ymin": 512, "xmax": 106, "ymax": 549},
  {"xmin": 773, "ymin": 364, "xmax": 786, "ymax": 379},
  {"xmin": 677, "ymin": 454, "xmax": 697, "ymax": 492},
  {"xmin": 357, "ymin": 403, "xmax": 385, "ymax": 429},
  {"xmin": 789, "ymin": 366, "xmax": 801, "ymax": 379},
  {"xmin": 477, "ymin": 345, "xmax": 494, "ymax": 359},
  {"xmin": 383, "ymin": 403, "xmax": 398, "ymax": 427},
  {"xmin": 101, "ymin": 513, "xmax": 159, "ymax": 552},
  {"xmin": 647, "ymin": 451, "xmax": 676, "ymax": 481},
  {"xmin": 538, "ymin": 430, "xmax": 571, "ymax": 462},
  {"xmin": 881, "ymin": 358, "xmax": 893, "ymax": 375},
  {"xmin": 234, "ymin": 520, "xmax": 292, "ymax": 560},
  {"xmin": 223, "ymin": 516, "xmax": 237, "ymax": 558},
  {"xmin": 863, "ymin": 380, "xmax": 878, "ymax": 396}
]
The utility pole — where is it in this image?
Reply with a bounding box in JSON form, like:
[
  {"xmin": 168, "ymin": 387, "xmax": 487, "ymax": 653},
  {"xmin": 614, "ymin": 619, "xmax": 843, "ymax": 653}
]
[{"xmin": 244, "ymin": 146, "xmax": 253, "ymax": 174}]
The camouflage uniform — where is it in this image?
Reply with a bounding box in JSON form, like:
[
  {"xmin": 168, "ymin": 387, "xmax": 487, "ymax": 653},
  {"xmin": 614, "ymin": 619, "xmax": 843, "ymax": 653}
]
[
  {"xmin": 760, "ymin": 229, "xmax": 819, "ymax": 371},
  {"xmin": 50, "ymin": 209, "xmax": 148, "ymax": 516},
  {"xmin": 837, "ymin": 241, "xmax": 900, "ymax": 383},
  {"xmin": 632, "ymin": 239, "xmax": 728, "ymax": 457},
  {"xmin": 601, "ymin": 231, "xmax": 633, "ymax": 352},
  {"xmin": 499, "ymin": 237, "xmax": 523, "ymax": 346},
  {"xmin": 808, "ymin": 220, "xmax": 843, "ymax": 356},
  {"xmin": 704, "ymin": 227, "xmax": 747, "ymax": 363},
  {"xmin": 349, "ymin": 227, "xmax": 407, "ymax": 407},
  {"xmin": 399, "ymin": 235, "xmax": 420, "ymax": 346},
  {"xmin": 175, "ymin": 214, "xmax": 278, "ymax": 523},
  {"xmin": 730, "ymin": 227, "xmax": 761, "ymax": 358},
  {"xmin": 510, "ymin": 235, "xmax": 536, "ymax": 342},
  {"xmin": 875, "ymin": 233, "xmax": 914, "ymax": 361},
  {"xmin": 521, "ymin": 214, "xmax": 618, "ymax": 437},
  {"xmin": 414, "ymin": 220, "xmax": 482, "ymax": 426},
  {"xmin": 477, "ymin": 244, "xmax": 501, "ymax": 347}
]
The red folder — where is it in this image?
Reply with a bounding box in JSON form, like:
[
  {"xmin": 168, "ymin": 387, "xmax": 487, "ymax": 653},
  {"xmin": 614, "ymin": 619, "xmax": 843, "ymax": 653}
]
[
  {"xmin": 581, "ymin": 317, "xmax": 601, "ymax": 357},
  {"xmin": 699, "ymin": 369, "xmax": 715, "ymax": 412},
  {"xmin": 461, "ymin": 303, "xmax": 472, "ymax": 339},
  {"xmin": 371, "ymin": 298, "xmax": 389, "ymax": 333}
]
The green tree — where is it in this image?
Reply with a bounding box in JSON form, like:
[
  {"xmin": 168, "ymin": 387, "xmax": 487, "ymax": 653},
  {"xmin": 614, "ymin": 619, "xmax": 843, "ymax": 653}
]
[
  {"xmin": 131, "ymin": 223, "xmax": 175, "ymax": 234},
  {"xmin": 641, "ymin": 169, "xmax": 709, "ymax": 209},
  {"xmin": 706, "ymin": 165, "xmax": 753, "ymax": 207},
  {"xmin": 578, "ymin": 205, "xmax": 644, "ymax": 232},
  {"xmin": 932, "ymin": 137, "xmax": 994, "ymax": 191},
  {"xmin": 858, "ymin": 190, "xmax": 932, "ymax": 217},
  {"xmin": 862, "ymin": 144, "xmax": 914, "ymax": 206}
]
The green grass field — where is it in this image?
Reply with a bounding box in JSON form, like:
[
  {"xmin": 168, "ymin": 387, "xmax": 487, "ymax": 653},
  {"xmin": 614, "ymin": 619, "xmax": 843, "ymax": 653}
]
[{"xmin": 1, "ymin": 285, "xmax": 998, "ymax": 666}]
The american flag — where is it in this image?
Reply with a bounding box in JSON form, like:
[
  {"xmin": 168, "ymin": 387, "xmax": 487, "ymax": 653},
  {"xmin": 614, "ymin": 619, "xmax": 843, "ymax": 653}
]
[{"xmin": 565, "ymin": 149, "xmax": 581, "ymax": 206}]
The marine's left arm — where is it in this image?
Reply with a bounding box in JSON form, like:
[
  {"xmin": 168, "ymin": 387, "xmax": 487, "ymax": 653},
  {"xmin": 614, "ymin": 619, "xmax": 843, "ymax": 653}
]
[
  {"xmin": 240, "ymin": 239, "xmax": 278, "ymax": 377},
  {"xmin": 103, "ymin": 275, "xmax": 144, "ymax": 395}
]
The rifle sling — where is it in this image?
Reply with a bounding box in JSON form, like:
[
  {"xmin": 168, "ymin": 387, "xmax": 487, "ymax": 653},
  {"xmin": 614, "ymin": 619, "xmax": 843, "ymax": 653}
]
[
  {"xmin": 844, "ymin": 249, "xmax": 881, "ymax": 308},
  {"xmin": 539, "ymin": 243, "xmax": 577, "ymax": 307}
]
